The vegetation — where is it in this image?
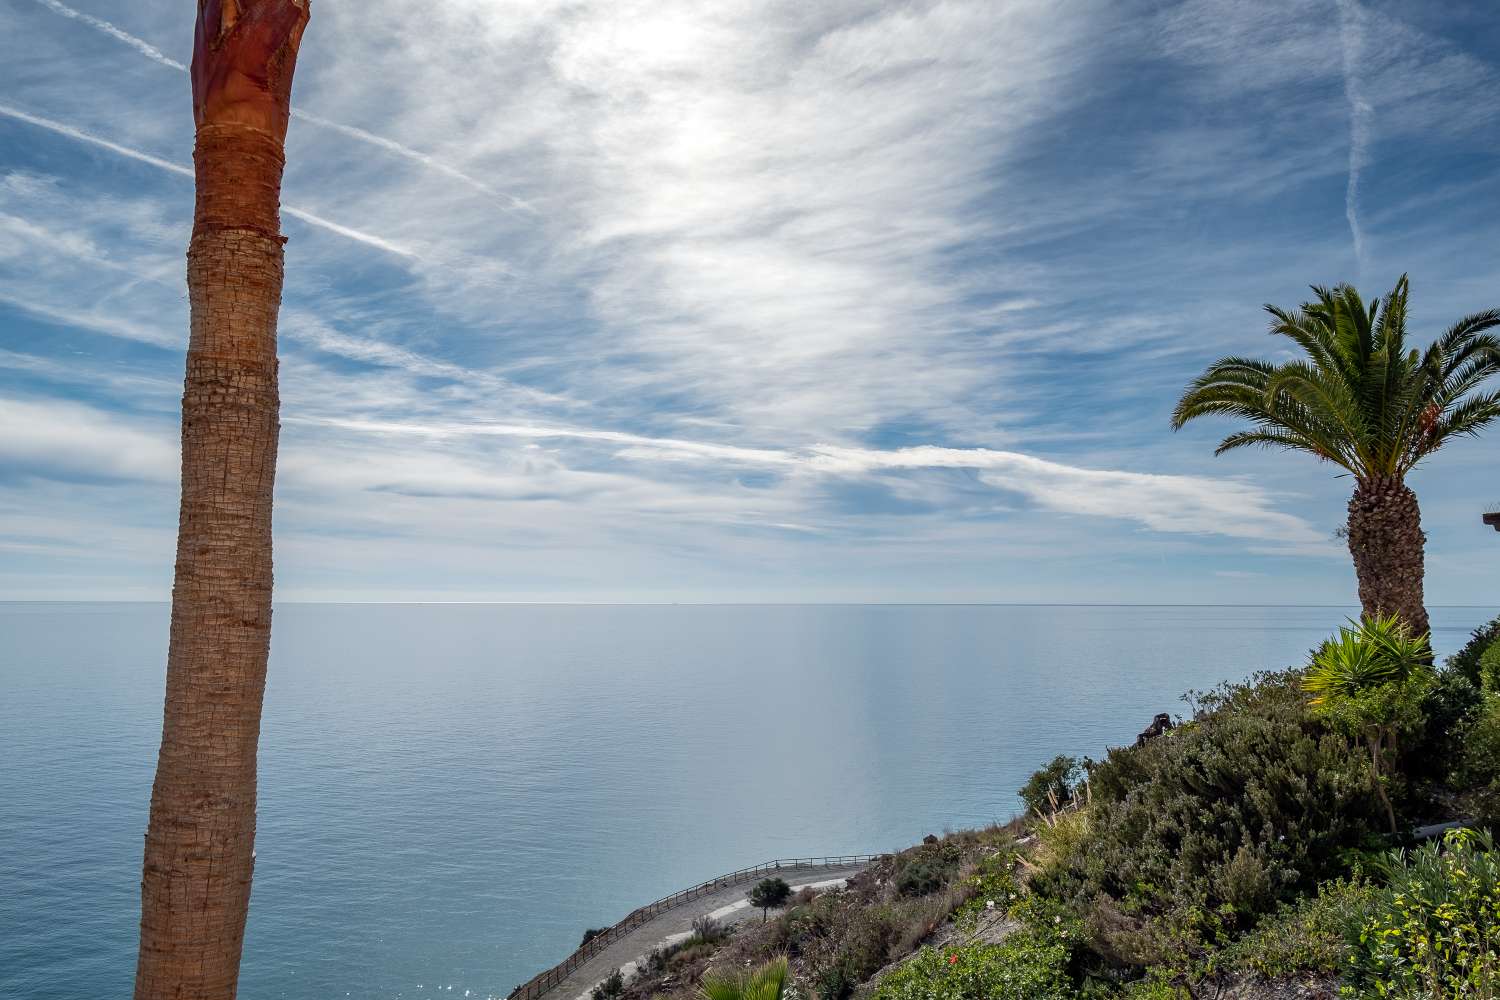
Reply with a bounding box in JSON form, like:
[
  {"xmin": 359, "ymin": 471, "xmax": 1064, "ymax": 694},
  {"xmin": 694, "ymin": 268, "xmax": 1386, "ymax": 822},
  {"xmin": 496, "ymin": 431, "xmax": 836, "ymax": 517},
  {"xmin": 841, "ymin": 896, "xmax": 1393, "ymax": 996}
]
[
  {"xmin": 592, "ymin": 969, "xmax": 626, "ymax": 1000},
  {"xmin": 604, "ymin": 617, "xmax": 1500, "ymax": 1000},
  {"xmin": 1172, "ymin": 277, "xmax": 1500, "ymax": 637},
  {"xmin": 1019, "ymin": 755, "xmax": 1085, "ymax": 817},
  {"xmin": 750, "ymin": 878, "xmax": 794, "ymax": 923},
  {"xmin": 1303, "ymin": 614, "xmax": 1435, "ymax": 832},
  {"xmin": 136, "ymin": 3, "xmax": 311, "ymax": 999},
  {"xmin": 699, "ymin": 957, "xmax": 790, "ymax": 1000},
  {"xmin": 870, "ymin": 936, "xmax": 1073, "ymax": 1000},
  {"xmin": 581, "ymin": 927, "xmax": 610, "ymax": 947},
  {"xmin": 1343, "ymin": 829, "xmax": 1500, "ymax": 999}
]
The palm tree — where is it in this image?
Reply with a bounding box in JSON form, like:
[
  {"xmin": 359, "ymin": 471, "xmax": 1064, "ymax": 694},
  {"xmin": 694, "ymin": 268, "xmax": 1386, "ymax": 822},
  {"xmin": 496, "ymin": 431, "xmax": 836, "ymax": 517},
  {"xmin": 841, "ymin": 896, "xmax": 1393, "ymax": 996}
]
[
  {"xmin": 699, "ymin": 957, "xmax": 791, "ymax": 1000},
  {"xmin": 1173, "ymin": 276, "xmax": 1500, "ymax": 638},
  {"xmin": 135, "ymin": 3, "xmax": 309, "ymax": 999}
]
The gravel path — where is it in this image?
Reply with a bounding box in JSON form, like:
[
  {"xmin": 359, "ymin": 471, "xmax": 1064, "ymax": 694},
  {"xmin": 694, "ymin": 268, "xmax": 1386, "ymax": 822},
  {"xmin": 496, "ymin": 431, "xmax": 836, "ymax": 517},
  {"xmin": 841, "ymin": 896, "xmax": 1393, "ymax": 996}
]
[{"xmin": 545, "ymin": 862, "xmax": 872, "ymax": 1000}]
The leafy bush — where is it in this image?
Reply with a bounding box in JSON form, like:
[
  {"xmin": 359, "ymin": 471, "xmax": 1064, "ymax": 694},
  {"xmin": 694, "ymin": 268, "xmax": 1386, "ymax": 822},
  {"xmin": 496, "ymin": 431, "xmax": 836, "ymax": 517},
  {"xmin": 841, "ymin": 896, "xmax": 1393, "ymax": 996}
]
[
  {"xmin": 1343, "ymin": 828, "xmax": 1500, "ymax": 999},
  {"xmin": 1482, "ymin": 640, "xmax": 1500, "ymax": 692},
  {"xmin": 1039, "ymin": 671, "xmax": 1383, "ymax": 966},
  {"xmin": 1455, "ymin": 695, "xmax": 1500, "ymax": 828},
  {"xmin": 952, "ymin": 851, "xmax": 1021, "ymax": 927},
  {"xmin": 869, "ymin": 934, "xmax": 1074, "ymax": 1000},
  {"xmin": 1448, "ymin": 614, "xmax": 1500, "ymax": 688},
  {"xmin": 892, "ymin": 843, "xmax": 961, "ymax": 898},
  {"xmin": 1303, "ymin": 618, "xmax": 1435, "ymax": 834},
  {"xmin": 1214, "ymin": 878, "xmax": 1375, "ymax": 978},
  {"xmin": 1020, "ymin": 755, "xmax": 1085, "ymax": 816},
  {"xmin": 580, "ymin": 927, "xmax": 609, "ymax": 947}
]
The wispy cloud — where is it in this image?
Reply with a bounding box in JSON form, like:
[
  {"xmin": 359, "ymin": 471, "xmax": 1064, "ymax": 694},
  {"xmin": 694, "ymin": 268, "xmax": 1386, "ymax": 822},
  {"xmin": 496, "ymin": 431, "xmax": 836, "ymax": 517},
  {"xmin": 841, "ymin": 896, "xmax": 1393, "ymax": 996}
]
[
  {"xmin": 3, "ymin": 0, "xmax": 1497, "ymax": 601},
  {"xmin": 29, "ymin": 0, "xmax": 530, "ymax": 212},
  {"xmin": 1335, "ymin": 0, "xmax": 1373, "ymax": 276},
  {"xmin": 0, "ymin": 102, "xmax": 415, "ymax": 257}
]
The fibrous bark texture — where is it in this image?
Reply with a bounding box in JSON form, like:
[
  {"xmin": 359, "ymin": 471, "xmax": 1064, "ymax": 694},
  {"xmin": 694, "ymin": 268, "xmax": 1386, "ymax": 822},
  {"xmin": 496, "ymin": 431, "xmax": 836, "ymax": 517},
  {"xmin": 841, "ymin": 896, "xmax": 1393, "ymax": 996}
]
[
  {"xmin": 135, "ymin": 4, "xmax": 307, "ymax": 999},
  {"xmin": 1346, "ymin": 476, "xmax": 1430, "ymax": 640}
]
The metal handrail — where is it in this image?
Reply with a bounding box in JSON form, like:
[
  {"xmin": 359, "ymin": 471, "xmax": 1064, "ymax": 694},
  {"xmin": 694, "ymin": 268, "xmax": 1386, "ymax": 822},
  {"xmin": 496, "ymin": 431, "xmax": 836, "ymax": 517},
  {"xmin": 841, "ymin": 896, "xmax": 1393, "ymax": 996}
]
[{"xmin": 507, "ymin": 854, "xmax": 883, "ymax": 1000}]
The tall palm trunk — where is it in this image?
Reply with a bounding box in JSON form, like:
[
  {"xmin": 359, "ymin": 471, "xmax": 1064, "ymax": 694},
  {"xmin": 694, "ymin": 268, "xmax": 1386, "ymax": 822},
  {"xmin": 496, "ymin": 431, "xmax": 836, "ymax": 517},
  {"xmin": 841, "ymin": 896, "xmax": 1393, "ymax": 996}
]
[
  {"xmin": 1346, "ymin": 476, "xmax": 1429, "ymax": 639},
  {"xmin": 135, "ymin": 3, "xmax": 308, "ymax": 998}
]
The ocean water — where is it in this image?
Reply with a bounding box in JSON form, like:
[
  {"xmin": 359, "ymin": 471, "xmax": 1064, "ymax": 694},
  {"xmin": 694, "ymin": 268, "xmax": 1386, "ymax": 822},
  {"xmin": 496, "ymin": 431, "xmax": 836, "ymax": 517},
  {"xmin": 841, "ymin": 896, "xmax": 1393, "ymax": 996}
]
[{"xmin": 0, "ymin": 602, "xmax": 1491, "ymax": 999}]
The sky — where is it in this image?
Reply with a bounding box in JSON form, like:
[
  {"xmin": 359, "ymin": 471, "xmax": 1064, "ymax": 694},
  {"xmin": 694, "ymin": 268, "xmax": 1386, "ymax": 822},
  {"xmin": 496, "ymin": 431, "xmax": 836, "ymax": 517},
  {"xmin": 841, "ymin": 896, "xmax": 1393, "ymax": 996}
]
[{"xmin": 0, "ymin": 0, "xmax": 1498, "ymax": 604}]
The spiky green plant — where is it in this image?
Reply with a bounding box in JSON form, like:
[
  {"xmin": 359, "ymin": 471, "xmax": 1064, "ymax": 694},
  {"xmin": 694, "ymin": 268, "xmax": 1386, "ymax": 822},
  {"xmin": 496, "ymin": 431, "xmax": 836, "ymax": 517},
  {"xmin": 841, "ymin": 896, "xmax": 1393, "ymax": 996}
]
[
  {"xmin": 1302, "ymin": 615, "xmax": 1435, "ymax": 833},
  {"xmin": 699, "ymin": 957, "xmax": 790, "ymax": 1000},
  {"xmin": 1302, "ymin": 614, "xmax": 1430, "ymax": 704},
  {"xmin": 1173, "ymin": 277, "xmax": 1500, "ymax": 637}
]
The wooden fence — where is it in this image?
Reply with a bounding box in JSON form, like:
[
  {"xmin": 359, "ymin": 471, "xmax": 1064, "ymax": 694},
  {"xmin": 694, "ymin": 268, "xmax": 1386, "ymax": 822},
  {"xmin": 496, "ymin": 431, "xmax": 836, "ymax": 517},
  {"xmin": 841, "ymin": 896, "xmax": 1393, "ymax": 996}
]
[{"xmin": 508, "ymin": 854, "xmax": 883, "ymax": 1000}]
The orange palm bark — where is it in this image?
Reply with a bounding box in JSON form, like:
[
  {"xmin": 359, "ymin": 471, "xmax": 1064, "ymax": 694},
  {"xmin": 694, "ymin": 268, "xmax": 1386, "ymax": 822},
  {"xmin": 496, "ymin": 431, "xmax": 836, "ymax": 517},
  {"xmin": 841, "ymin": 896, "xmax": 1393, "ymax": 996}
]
[{"xmin": 135, "ymin": 3, "xmax": 309, "ymax": 998}]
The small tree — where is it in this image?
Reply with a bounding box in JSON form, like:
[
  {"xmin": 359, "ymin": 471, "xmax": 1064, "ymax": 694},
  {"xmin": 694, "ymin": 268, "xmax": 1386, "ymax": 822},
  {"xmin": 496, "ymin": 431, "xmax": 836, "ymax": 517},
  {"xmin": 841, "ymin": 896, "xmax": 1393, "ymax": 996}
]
[
  {"xmin": 747, "ymin": 877, "xmax": 792, "ymax": 924},
  {"xmin": 1302, "ymin": 614, "xmax": 1434, "ymax": 834},
  {"xmin": 1019, "ymin": 754, "xmax": 1083, "ymax": 817}
]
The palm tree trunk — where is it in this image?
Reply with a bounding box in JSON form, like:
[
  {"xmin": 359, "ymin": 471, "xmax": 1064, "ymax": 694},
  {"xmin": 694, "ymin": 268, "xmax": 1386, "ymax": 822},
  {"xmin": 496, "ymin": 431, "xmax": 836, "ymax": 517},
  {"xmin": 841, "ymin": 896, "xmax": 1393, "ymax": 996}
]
[
  {"xmin": 135, "ymin": 4, "xmax": 307, "ymax": 999},
  {"xmin": 1346, "ymin": 476, "xmax": 1429, "ymax": 639}
]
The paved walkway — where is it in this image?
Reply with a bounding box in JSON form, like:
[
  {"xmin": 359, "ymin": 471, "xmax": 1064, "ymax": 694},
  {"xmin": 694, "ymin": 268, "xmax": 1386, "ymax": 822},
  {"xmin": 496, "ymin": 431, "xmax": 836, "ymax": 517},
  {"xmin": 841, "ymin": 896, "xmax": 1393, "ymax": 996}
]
[{"xmin": 546, "ymin": 861, "xmax": 872, "ymax": 1000}]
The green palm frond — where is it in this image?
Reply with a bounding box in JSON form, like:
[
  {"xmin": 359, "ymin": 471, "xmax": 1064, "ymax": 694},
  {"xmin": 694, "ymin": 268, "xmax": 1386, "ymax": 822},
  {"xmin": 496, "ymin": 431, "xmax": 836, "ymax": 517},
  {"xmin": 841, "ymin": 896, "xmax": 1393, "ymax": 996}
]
[
  {"xmin": 699, "ymin": 958, "xmax": 789, "ymax": 1000},
  {"xmin": 1174, "ymin": 276, "xmax": 1500, "ymax": 481},
  {"xmin": 1302, "ymin": 614, "xmax": 1430, "ymax": 705}
]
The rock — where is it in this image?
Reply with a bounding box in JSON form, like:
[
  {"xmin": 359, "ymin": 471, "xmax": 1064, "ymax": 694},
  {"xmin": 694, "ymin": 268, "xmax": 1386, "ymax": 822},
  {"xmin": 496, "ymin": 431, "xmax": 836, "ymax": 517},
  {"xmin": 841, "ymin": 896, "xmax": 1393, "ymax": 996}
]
[
  {"xmin": 1135, "ymin": 713, "xmax": 1174, "ymax": 747},
  {"xmin": 921, "ymin": 834, "xmax": 939, "ymax": 845}
]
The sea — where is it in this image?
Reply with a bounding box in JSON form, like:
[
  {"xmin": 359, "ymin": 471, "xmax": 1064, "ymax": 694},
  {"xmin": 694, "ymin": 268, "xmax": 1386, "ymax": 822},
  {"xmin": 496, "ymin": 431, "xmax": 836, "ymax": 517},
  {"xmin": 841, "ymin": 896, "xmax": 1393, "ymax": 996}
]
[{"xmin": 1, "ymin": 602, "xmax": 1491, "ymax": 999}]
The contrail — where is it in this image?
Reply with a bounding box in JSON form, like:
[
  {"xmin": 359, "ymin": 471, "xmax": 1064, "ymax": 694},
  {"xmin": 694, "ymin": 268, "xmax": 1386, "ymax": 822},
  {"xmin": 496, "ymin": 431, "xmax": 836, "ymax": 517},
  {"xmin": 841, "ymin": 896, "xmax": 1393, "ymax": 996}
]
[
  {"xmin": 1335, "ymin": 0, "xmax": 1371, "ymax": 277},
  {"xmin": 29, "ymin": 0, "xmax": 531, "ymax": 213},
  {"xmin": 0, "ymin": 102, "xmax": 417, "ymax": 258},
  {"xmin": 31, "ymin": 0, "xmax": 186, "ymax": 71}
]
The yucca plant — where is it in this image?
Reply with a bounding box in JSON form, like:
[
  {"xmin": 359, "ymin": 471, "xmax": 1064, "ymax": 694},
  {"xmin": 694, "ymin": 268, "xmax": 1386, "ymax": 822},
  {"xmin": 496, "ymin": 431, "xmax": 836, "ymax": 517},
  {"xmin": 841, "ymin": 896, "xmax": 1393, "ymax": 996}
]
[
  {"xmin": 699, "ymin": 956, "xmax": 790, "ymax": 1000},
  {"xmin": 1303, "ymin": 615, "xmax": 1435, "ymax": 833},
  {"xmin": 1173, "ymin": 277, "xmax": 1500, "ymax": 638}
]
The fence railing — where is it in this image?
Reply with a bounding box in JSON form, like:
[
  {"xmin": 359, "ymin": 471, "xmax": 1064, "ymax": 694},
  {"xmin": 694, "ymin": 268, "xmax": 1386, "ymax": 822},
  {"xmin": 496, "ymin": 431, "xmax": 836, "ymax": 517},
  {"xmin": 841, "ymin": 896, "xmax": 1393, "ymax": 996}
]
[{"xmin": 508, "ymin": 854, "xmax": 884, "ymax": 1000}]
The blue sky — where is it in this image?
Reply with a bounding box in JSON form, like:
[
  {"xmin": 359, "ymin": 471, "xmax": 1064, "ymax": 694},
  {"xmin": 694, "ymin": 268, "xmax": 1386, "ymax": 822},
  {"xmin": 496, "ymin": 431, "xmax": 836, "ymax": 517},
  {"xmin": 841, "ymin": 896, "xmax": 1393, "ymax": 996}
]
[{"xmin": 1, "ymin": 0, "xmax": 1498, "ymax": 603}]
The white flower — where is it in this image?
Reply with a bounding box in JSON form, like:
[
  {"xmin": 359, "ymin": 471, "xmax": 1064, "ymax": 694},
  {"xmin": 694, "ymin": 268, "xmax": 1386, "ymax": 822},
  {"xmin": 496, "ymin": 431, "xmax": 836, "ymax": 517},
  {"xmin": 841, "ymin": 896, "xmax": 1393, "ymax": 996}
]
[
  {"xmin": 985, "ymin": 900, "xmax": 995, "ymax": 910},
  {"xmin": 1053, "ymin": 916, "xmax": 1061, "ymax": 924}
]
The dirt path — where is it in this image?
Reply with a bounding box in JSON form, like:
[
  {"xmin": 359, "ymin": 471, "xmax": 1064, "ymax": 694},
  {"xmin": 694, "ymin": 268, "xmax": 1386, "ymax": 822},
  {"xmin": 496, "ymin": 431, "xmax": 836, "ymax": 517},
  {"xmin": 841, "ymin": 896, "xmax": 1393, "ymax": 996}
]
[{"xmin": 544, "ymin": 861, "xmax": 872, "ymax": 1000}]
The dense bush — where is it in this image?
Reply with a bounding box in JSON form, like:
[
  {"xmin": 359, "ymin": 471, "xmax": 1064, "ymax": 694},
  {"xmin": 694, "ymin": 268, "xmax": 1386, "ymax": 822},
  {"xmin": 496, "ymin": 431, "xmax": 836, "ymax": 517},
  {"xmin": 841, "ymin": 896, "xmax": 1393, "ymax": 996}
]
[
  {"xmin": 869, "ymin": 934, "xmax": 1075, "ymax": 1000},
  {"xmin": 1343, "ymin": 829, "xmax": 1500, "ymax": 999},
  {"xmin": 1038, "ymin": 671, "xmax": 1384, "ymax": 966},
  {"xmin": 892, "ymin": 843, "xmax": 961, "ymax": 898},
  {"xmin": 1448, "ymin": 613, "xmax": 1500, "ymax": 688},
  {"xmin": 1213, "ymin": 878, "xmax": 1375, "ymax": 978},
  {"xmin": 1020, "ymin": 755, "xmax": 1085, "ymax": 816},
  {"xmin": 1456, "ymin": 694, "xmax": 1500, "ymax": 828}
]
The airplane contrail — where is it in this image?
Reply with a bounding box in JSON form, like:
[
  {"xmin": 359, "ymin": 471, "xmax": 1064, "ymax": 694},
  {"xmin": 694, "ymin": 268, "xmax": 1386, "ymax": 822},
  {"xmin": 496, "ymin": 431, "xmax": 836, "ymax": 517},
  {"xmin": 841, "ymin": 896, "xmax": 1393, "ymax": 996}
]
[
  {"xmin": 29, "ymin": 0, "xmax": 532, "ymax": 213},
  {"xmin": 1334, "ymin": 0, "xmax": 1371, "ymax": 277},
  {"xmin": 0, "ymin": 102, "xmax": 417, "ymax": 259}
]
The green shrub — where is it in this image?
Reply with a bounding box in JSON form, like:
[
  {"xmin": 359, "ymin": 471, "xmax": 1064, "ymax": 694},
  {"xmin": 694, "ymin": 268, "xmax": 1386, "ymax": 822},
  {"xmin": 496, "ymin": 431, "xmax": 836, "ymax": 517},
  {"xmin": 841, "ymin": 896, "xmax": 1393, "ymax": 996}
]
[
  {"xmin": 1482, "ymin": 640, "xmax": 1500, "ymax": 692},
  {"xmin": 893, "ymin": 844, "xmax": 961, "ymax": 898},
  {"xmin": 1343, "ymin": 828, "xmax": 1500, "ymax": 999},
  {"xmin": 1021, "ymin": 755, "xmax": 1085, "ymax": 816},
  {"xmin": 870, "ymin": 935, "xmax": 1074, "ymax": 1000},
  {"xmin": 1447, "ymin": 614, "xmax": 1500, "ymax": 688},
  {"xmin": 1456, "ymin": 695, "xmax": 1500, "ymax": 828},
  {"xmin": 1039, "ymin": 671, "xmax": 1383, "ymax": 965},
  {"xmin": 1407, "ymin": 667, "xmax": 1482, "ymax": 790},
  {"xmin": 1215, "ymin": 878, "xmax": 1374, "ymax": 978},
  {"xmin": 953, "ymin": 851, "xmax": 1021, "ymax": 927}
]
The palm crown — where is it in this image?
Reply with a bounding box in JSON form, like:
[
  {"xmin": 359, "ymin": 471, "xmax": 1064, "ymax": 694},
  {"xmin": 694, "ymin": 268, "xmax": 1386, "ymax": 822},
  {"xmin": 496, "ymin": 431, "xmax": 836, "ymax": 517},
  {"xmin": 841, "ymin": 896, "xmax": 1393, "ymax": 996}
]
[{"xmin": 1172, "ymin": 276, "xmax": 1500, "ymax": 482}]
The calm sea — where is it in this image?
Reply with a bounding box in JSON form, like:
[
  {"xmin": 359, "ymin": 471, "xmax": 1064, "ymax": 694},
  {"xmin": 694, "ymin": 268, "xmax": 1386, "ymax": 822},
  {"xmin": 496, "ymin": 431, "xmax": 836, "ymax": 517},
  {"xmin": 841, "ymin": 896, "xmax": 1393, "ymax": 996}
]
[{"xmin": 0, "ymin": 603, "xmax": 1491, "ymax": 999}]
